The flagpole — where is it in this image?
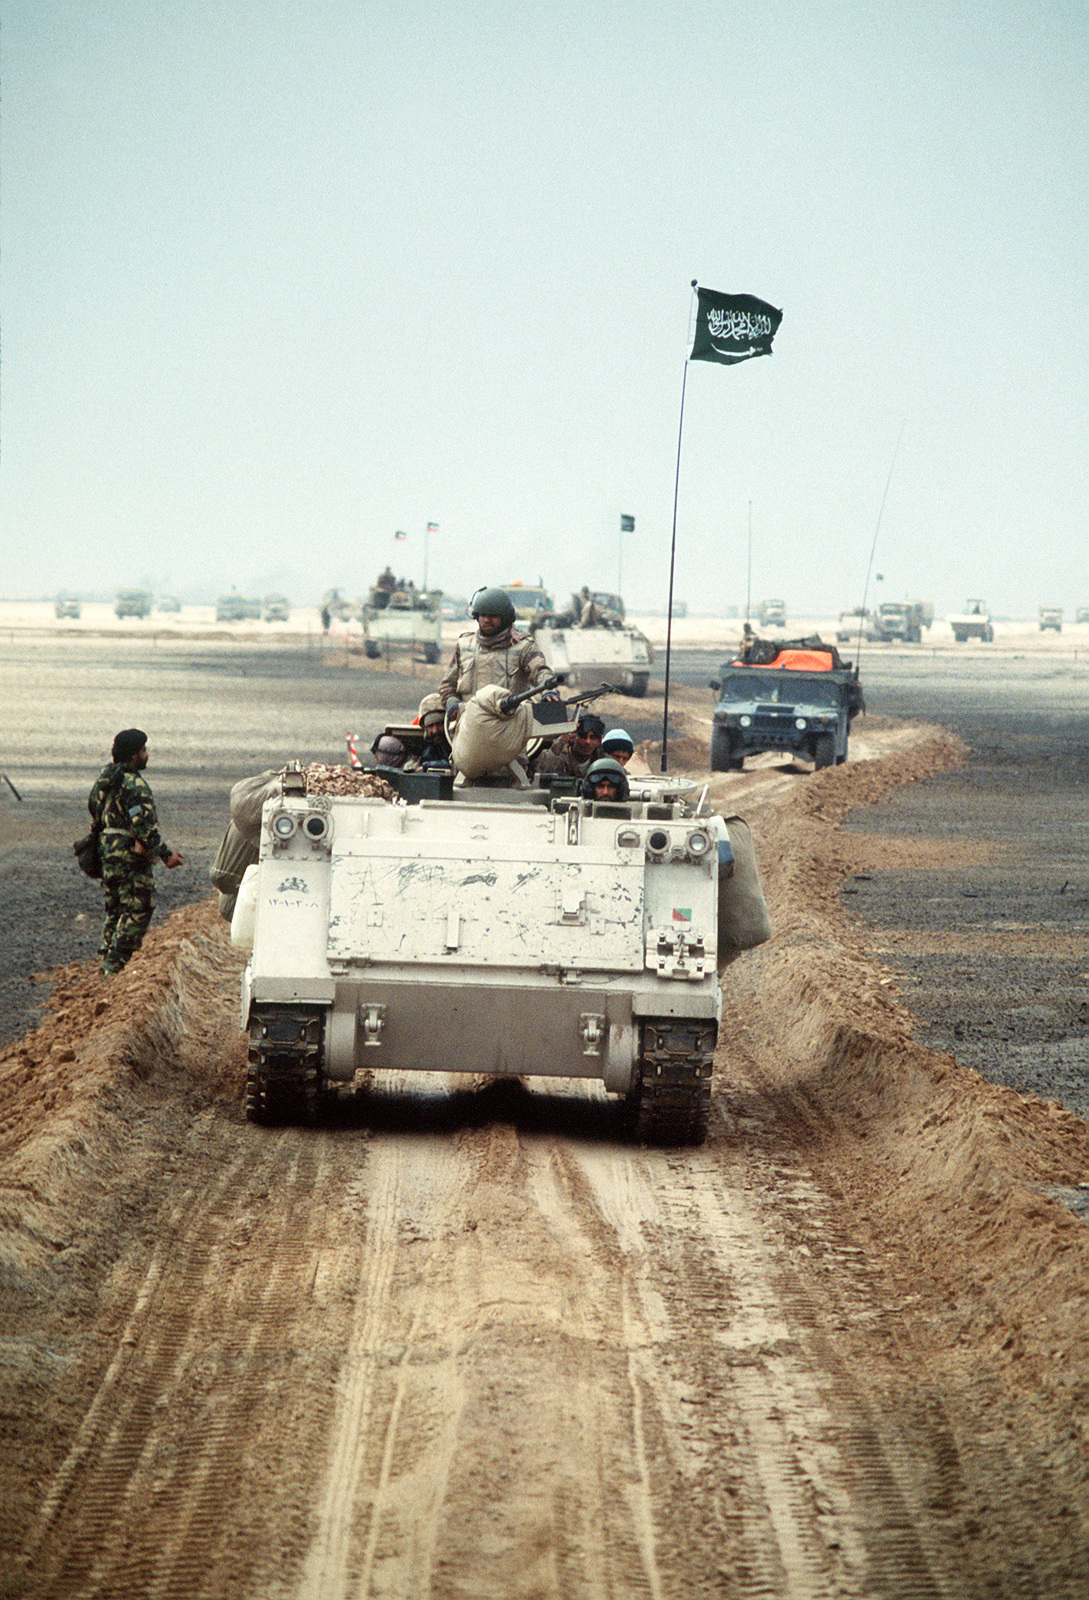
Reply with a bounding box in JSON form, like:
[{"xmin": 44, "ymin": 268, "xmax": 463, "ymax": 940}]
[
  {"xmin": 423, "ymin": 523, "xmax": 429, "ymax": 591},
  {"xmin": 661, "ymin": 354, "xmax": 690, "ymax": 773}
]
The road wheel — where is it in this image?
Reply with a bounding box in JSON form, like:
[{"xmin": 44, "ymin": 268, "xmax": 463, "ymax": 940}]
[
  {"xmin": 627, "ymin": 672, "xmax": 649, "ymax": 698},
  {"xmin": 423, "ymin": 643, "xmax": 441, "ymax": 665},
  {"xmin": 364, "ymin": 640, "xmax": 381, "ymax": 660},
  {"xmin": 814, "ymin": 732, "xmax": 836, "ymax": 769}
]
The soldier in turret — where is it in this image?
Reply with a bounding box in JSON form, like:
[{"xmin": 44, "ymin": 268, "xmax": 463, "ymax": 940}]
[{"xmin": 438, "ymin": 587, "xmax": 554, "ymax": 706}]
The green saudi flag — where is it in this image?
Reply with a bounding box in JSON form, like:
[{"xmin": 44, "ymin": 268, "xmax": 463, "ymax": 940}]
[{"xmin": 690, "ymin": 287, "xmax": 782, "ymax": 366}]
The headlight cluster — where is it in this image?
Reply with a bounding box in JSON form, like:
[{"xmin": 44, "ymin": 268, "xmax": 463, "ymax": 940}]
[
  {"xmin": 631, "ymin": 826, "xmax": 712, "ymax": 863},
  {"xmin": 268, "ymin": 807, "xmax": 332, "ymax": 846}
]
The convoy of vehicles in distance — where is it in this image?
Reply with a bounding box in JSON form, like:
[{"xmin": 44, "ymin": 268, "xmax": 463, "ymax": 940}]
[
  {"xmin": 115, "ymin": 589, "xmax": 154, "ymax": 619},
  {"xmin": 54, "ymin": 593, "xmax": 81, "ymax": 619},
  {"xmin": 757, "ymin": 598, "xmax": 786, "ymax": 627},
  {"xmin": 361, "ymin": 586, "xmax": 443, "ymax": 664},
  {"xmin": 156, "ymin": 596, "xmax": 181, "ymax": 613},
  {"xmin": 709, "ymin": 637, "xmax": 863, "ymax": 772},
  {"xmin": 263, "ymin": 594, "xmax": 291, "ymax": 622},
  {"xmin": 947, "ymin": 599, "xmax": 994, "ymax": 643},
  {"xmin": 1077, "ymin": 607, "xmax": 1089, "ymax": 625},
  {"xmin": 1038, "ymin": 606, "xmax": 1063, "ymax": 633},
  {"xmin": 231, "ymin": 681, "xmax": 771, "ymax": 1145}
]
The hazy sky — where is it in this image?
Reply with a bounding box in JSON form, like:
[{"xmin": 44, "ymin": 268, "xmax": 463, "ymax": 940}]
[{"xmin": 3, "ymin": 1, "xmax": 1086, "ymax": 617}]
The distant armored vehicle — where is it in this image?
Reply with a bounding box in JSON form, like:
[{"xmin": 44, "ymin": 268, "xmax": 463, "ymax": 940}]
[
  {"xmin": 54, "ymin": 593, "xmax": 81, "ymax": 619},
  {"xmin": 1038, "ymin": 606, "xmax": 1063, "ymax": 633},
  {"xmin": 216, "ymin": 594, "xmax": 249, "ymax": 622},
  {"xmin": 835, "ymin": 608, "xmax": 874, "ymax": 644},
  {"xmin": 757, "ymin": 598, "xmax": 786, "ymax": 628},
  {"xmin": 362, "ymin": 585, "xmax": 443, "ymax": 663},
  {"xmin": 873, "ymin": 600, "xmax": 933, "ymax": 643},
  {"xmin": 500, "ymin": 583, "xmax": 555, "ymax": 622},
  {"xmin": 530, "ymin": 596, "xmax": 653, "ymax": 697},
  {"xmin": 231, "ymin": 684, "xmax": 771, "ymax": 1145},
  {"xmin": 947, "ymin": 599, "xmax": 994, "ymax": 643},
  {"xmin": 115, "ymin": 589, "xmax": 153, "ymax": 619},
  {"xmin": 709, "ymin": 636, "xmax": 864, "ymax": 771},
  {"xmin": 263, "ymin": 594, "xmax": 291, "ymax": 622}
]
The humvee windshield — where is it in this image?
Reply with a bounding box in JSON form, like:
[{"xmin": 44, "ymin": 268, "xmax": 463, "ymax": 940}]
[{"xmin": 719, "ymin": 673, "xmax": 842, "ymax": 708}]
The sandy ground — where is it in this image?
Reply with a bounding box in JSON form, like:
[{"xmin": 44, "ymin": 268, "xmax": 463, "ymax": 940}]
[{"xmin": 2, "ymin": 626, "xmax": 1089, "ymax": 1598}]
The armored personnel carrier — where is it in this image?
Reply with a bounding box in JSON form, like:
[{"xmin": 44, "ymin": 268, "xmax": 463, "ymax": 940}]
[
  {"xmin": 947, "ymin": 599, "xmax": 994, "ymax": 643},
  {"xmin": 361, "ymin": 585, "xmax": 444, "ymax": 664},
  {"xmin": 231, "ymin": 685, "xmax": 770, "ymax": 1144},
  {"xmin": 527, "ymin": 593, "xmax": 653, "ymax": 697}
]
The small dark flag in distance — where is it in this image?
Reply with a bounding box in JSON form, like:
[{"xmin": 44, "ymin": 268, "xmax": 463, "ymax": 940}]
[
  {"xmin": 394, "ymin": 530, "xmax": 407, "ymax": 541},
  {"xmin": 690, "ymin": 287, "xmax": 782, "ymax": 366},
  {"xmin": 620, "ymin": 514, "xmax": 635, "ymax": 533}
]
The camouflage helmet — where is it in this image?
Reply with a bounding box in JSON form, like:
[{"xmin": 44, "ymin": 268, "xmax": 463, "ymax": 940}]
[
  {"xmin": 470, "ymin": 587, "xmax": 516, "ymax": 629},
  {"xmin": 582, "ymin": 756, "xmax": 630, "ymax": 802}
]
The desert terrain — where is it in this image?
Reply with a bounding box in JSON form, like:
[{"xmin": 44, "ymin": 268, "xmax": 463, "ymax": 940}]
[{"xmin": 2, "ymin": 608, "xmax": 1088, "ymax": 1598}]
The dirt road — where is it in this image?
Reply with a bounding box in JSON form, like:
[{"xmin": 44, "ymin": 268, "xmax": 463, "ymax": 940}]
[{"xmin": 3, "ymin": 630, "xmax": 1089, "ymax": 1597}]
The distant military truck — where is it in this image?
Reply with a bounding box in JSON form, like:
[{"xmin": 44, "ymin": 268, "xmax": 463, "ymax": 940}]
[
  {"xmin": 362, "ymin": 586, "xmax": 443, "ymax": 664},
  {"xmin": 115, "ymin": 589, "xmax": 153, "ymax": 619},
  {"xmin": 874, "ymin": 600, "xmax": 933, "ymax": 643},
  {"xmin": 263, "ymin": 594, "xmax": 291, "ymax": 622},
  {"xmin": 216, "ymin": 594, "xmax": 248, "ymax": 622},
  {"xmin": 709, "ymin": 636, "xmax": 864, "ymax": 771},
  {"xmin": 947, "ymin": 599, "xmax": 994, "ymax": 643},
  {"xmin": 757, "ymin": 598, "xmax": 786, "ymax": 628},
  {"xmin": 1038, "ymin": 606, "xmax": 1063, "ymax": 633},
  {"xmin": 54, "ymin": 593, "xmax": 81, "ymax": 619}
]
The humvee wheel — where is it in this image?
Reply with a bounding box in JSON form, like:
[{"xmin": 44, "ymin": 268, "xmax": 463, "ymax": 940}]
[
  {"xmin": 710, "ymin": 727, "xmax": 731, "ymax": 772},
  {"xmin": 364, "ymin": 640, "xmax": 382, "ymax": 660},
  {"xmin": 627, "ymin": 672, "xmax": 649, "ymax": 698},
  {"xmin": 624, "ymin": 1020, "xmax": 715, "ymax": 1146},
  {"xmin": 814, "ymin": 733, "xmax": 836, "ymax": 769}
]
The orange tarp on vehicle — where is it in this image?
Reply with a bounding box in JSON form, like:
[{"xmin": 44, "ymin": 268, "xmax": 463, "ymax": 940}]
[{"xmin": 768, "ymin": 649, "xmax": 835, "ymax": 671}]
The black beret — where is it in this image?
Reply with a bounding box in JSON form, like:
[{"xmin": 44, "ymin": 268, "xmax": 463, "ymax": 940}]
[
  {"xmin": 576, "ymin": 712, "xmax": 605, "ymax": 739},
  {"xmin": 111, "ymin": 728, "xmax": 148, "ymax": 763}
]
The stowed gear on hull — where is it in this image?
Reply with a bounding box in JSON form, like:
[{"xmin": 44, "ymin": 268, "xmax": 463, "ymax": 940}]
[{"xmin": 233, "ymin": 688, "xmax": 771, "ymax": 1145}]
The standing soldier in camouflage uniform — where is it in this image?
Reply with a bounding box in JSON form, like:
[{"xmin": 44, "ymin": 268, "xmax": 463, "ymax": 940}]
[
  {"xmin": 438, "ymin": 587, "xmax": 554, "ymax": 706},
  {"xmin": 88, "ymin": 728, "xmax": 184, "ymax": 976}
]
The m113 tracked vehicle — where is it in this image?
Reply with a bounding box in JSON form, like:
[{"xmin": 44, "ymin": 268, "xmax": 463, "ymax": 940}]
[{"xmin": 231, "ymin": 685, "xmax": 770, "ymax": 1144}]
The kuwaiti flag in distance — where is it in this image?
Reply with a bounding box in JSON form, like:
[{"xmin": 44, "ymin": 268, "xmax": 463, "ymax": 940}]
[
  {"xmin": 395, "ymin": 530, "xmax": 407, "ymax": 541},
  {"xmin": 427, "ymin": 522, "xmax": 439, "ymax": 533},
  {"xmin": 689, "ymin": 287, "xmax": 782, "ymax": 366}
]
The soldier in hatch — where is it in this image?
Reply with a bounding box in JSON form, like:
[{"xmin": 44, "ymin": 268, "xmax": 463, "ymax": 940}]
[
  {"xmin": 438, "ymin": 587, "xmax": 554, "ymax": 706},
  {"xmin": 87, "ymin": 728, "xmax": 184, "ymax": 976},
  {"xmin": 534, "ymin": 711, "xmax": 605, "ymax": 781}
]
